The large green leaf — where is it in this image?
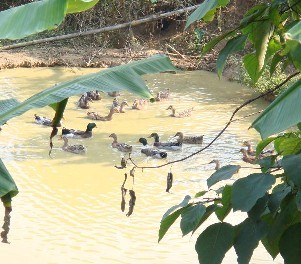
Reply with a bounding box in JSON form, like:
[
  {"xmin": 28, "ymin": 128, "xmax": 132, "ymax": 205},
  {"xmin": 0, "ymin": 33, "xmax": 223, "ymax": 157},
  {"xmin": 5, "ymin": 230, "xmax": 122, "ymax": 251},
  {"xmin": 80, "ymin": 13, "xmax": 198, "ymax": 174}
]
[
  {"xmin": 0, "ymin": 158, "xmax": 18, "ymax": 204},
  {"xmin": 67, "ymin": 0, "xmax": 99, "ymax": 14},
  {"xmin": 274, "ymin": 137, "xmax": 301, "ymax": 155},
  {"xmin": 207, "ymin": 165, "xmax": 240, "ymax": 189},
  {"xmin": 243, "ymin": 53, "xmax": 263, "ymax": 84},
  {"xmin": 180, "ymin": 204, "xmax": 206, "ymax": 236},
  {"xmin": 195, "ymin": 222, "xmax": 234, "ymax": 264},
  {"xmin": 192, "ymin": 204, "xmax": 217, "ymax": 234},
  {"xmin": 0, "ymin": 54, "xmax": 178, "ymax": 126},
  {"xmin": 0, "ymin": 0, "xmax": 67, "ymax": 40},
  {"xmin": 279, "ymin": 223, "xmax": 301, "ymax": 263},
  {"xmin": 251, "ymin": 78, "xmax": 301, "ymax": 139},
  {"xmin": 282, "ymin": 154, "xmax": 301, "ymax": 187},
  {"xmin": 217, "ymin": 35, "xmax": 247, "ymax": 78},
  {"xmin": 232, "ymin": 173, "xmax": 275, "ymax": 212},
  {"xmin": 234, "ymin": 218, "xmax": 267, "ymax": 264},
  {"xmin": 185, "ymin": 0, "xmax": 219, "ymax": 30}
]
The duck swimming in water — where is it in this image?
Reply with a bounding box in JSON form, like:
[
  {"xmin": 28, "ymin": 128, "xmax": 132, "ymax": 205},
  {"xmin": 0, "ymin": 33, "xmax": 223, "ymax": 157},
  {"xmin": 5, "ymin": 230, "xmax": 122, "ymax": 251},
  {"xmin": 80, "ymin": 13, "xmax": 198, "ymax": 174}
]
[
  {"xmin": 173, "ymin": 132, "xmax": 204, "ymax": 144},
  {"xmin": 34, "ymin": 114, "xmax": 62, "ymax": 127},
  {"xmin": 166, "ymin": 105, "xmax": 194, "ymax": 118},
  {"xmin": 148, "ymin": 132, "xmax": 182, "ymax": 151},
  {"xmin": 61, "ymin": 122, "xmax": 97, "ymax": 138},
  {"xmin": 138, "ymin": 138, "xmax": 167, "ymax": 159},
  {"xmin": 109, "ymin": 133, "xmax": 133, "ymax": 152},
  {"xmin": 61, "ymin": 136, "xmax": 87, "ymax": 154},
  {"xmin": 87, "ymin": 107, "xmax": 119, "ymax": 121}
]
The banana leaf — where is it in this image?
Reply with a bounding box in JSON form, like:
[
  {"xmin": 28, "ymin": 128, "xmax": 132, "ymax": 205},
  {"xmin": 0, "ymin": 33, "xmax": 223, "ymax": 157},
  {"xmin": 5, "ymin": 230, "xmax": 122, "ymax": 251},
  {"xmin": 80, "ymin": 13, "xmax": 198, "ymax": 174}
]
[
  {"xmin": 0, "ymin": 158, "xmax": 18, "ymax": 206},
  {"xmin": 67, "ymin": 0, "xmax": 99, "ymax": 14},
  {"xmin": 0, "ymin": 54, "xmax": 178, "ymax": 126}
]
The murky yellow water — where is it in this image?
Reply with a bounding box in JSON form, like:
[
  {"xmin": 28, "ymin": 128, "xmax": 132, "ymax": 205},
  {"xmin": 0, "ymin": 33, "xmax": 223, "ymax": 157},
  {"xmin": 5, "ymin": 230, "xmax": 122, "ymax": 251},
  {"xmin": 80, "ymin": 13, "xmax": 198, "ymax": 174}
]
[{"xmin": 0, "ymin": 68, "xmax": 282, "ymax": 263}]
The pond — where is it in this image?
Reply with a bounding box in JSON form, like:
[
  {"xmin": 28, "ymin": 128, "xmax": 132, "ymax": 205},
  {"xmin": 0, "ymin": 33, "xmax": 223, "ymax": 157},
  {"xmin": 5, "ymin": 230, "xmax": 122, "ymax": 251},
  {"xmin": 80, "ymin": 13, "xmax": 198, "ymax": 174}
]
[{"xmin": 0, "ymin": 68, "xmax": 283, "ymax": 263}]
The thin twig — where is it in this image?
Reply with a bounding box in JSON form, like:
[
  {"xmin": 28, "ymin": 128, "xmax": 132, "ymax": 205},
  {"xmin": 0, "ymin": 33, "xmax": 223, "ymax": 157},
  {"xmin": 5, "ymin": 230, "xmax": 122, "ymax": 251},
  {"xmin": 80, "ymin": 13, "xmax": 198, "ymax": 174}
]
[{"xmin": 128, "ymin": 71, "xmax": 300, "ymax": 170}]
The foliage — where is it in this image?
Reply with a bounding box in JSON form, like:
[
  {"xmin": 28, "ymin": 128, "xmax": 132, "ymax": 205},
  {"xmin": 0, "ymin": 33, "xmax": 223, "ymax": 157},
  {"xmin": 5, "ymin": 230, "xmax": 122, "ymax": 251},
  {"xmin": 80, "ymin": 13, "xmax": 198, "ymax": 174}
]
[{"xmin": 158, "ymin": 0, "xmax": 301, "ymax": 263}]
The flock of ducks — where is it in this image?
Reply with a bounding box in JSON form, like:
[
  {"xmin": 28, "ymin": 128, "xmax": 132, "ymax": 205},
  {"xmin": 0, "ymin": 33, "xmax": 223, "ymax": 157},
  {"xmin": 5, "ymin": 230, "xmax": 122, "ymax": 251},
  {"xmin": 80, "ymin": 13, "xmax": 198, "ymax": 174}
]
[{"xmin": 33, "ymin": 89, "xmax": 273, "ymax": 165}]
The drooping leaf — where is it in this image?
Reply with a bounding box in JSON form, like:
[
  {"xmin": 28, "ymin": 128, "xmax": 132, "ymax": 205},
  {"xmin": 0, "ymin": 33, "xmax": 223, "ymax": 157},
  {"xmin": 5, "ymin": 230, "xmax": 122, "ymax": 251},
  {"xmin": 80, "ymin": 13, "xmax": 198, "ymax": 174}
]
[
  {"xmin": 234, "ymin": 218, "xmax": 268, "ymax": 264},
  {"xmin": 66, "ymin": 0, "xmax": 99, "ymax": 14},
  {"xmin": 161, "ymin": 195, "xmax": 191, "ymax": 220},
  {"xmin": 158, "ymin": 204, "xmax": 191, "ymax": 242},
  {"xmin": 279, "ymin": 223, "xmax": 301, "ymax": 263},
  {"xmin": 185, "ymin": 0, "xmax": 219, "ymax": 30},
  {"xmin": 215, "ymin": 185, "xmax": 232, "ymax": 221},
  {"xmin": 0, "ymin": 0, "xmax": 67, "ymax": 40},
  {"xmin": 207, "ymin": 165, "xmax": 240, "ymax": 189},
  {"xmin": 282, "ymin": 154, "xmax": 301, "ymax": 187},
  {"xmin": 270, "ymin": 52, "xmax": 284, "ymax": 76},
  {"xmin": 0, "ymin": 54, "xmax": 178, "ymax": 126},
  {"xmin": 232, "ymin": 173, "xmax": 275, "ymax": 212},
  {"xmin": 194, "ymin": 190, "xmax": 207, "ymax": 198},
  {"xmin": 180, "ymin": 204, "xmax": 206, "ymax": 236},
  {"xmin": 0, "ymin": 158, "xmax": 18, "ymax": 205},
  {"xmin": 243, "ymin": 53, "xmax": 263, "ymax": 84},
  {"xmin": 287, "ymin": 40, "xmax": 301, "ymax": 71},
  {"xmin": 251, "ymin": 78, "xmax": 301, "ymax": 139},
  {"xmin": 240, "ymin": 4, "xmax": 268, "ymax": 27},
  {"xmin": 217, "ymin": 35, "xmax": 247, "ymax": 78},
  {"xmin": 195, "ymin": 222, "xmax": 234, "ymax": 264}
]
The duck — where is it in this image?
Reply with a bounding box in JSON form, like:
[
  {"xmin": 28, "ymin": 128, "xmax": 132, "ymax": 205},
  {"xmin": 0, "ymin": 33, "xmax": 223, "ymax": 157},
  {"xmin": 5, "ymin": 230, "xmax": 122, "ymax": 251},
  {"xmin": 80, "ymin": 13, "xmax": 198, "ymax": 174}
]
[
  {"xmin": 108, "ymin": 91, "xmax": 120, "ymax": 97},
  {"xmin": 112, "ymin": 98, "xmax": 119, "ymax": 108},
  {"xmin": 132, "ymin": 99, "xmax": 148, "ymax": 110},
  {"xmin": 61, "ymin": 122, "xmax": 97, "ymax": 138},
  {"xmin": 109, "ymin": 133, "xmax": 133, "ymax": 152},
  {"xmin": 173, "ymin": 132, "xmax": 204, "ymax": 144},
  {"xmin": 209, "ymin": 159, "xmax": 221, "ymax": 170},
  {"xmin": 86, "ymin": 90, "xmax": 101, "ymax": 101},
  {"xmin": 87, "ymin": 107, "xmax": 119, "ymax": 121},
  {"xmin": 148, "ymin": 132, "xmax": 182, "ymax": 151},
  {"xmin": 118, "ymin": 101, "xmax": 129, "ymax": 113},
  {"xmin": 242, "ymin": 141, "xmax": 274, "ymax": 157},
  {"xmin": 155, "ymin": 88, "xmax": 170, "ymax": 101},
  {"xmin": 61, "ymin": 136, "xmax": 87, "ymax": 154},
  {"xmin": 240, "ymin": 148, "xmax": 256, "ymax": 164},
  {"xmin": 34, "ymin": 114, "xmax": 62, "ymax": 127},
  {"xmin": 77, "ymin": 94, "xmax": 93, "ymax": 109},
  {"xmin": 138, "ymin": 138, "xmax": 167, "ymax": 159},
  {"xmin": 166, "ymin": 105, "xmax": 194, "ymax": 118}
]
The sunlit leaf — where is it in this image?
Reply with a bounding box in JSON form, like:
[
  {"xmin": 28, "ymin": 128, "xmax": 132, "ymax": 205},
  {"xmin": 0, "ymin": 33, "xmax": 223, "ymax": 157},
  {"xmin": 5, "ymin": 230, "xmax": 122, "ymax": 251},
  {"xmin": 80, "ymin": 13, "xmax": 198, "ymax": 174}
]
[
  {"xmin": 0, "ymin": 54, "xmax": 178, "ymax": 126},
  {"xmin": 215, "ymin": 185, "xmax": 232, "ymax": 221},
  {"xmin": 274, "ymin": 137, "xmax": 301, "ymax": 155},
  {"xmin": 243, "ymin": 53, "xmax": 262, "ymax": 84},
  {"xmin": 207, "ymin": 165, "xmax": 240, "ymax": 189},
  {"xmin": 0, "ymin": 158, "xmax": 18, "ymax": 203},
  {"xmin": 180, "ymin": 204, "xmax": 206, "ymax": 236},
  {"xmin": 279, "ymin": 223, "xmax": 301, "ymax": 263},
  {"xmin": 161, "ymin": 195, "xmax": 191, "ymax": 220},
  {"xmin": 185, "ymin": 0, "xmax": 218, "ymax": 30},
  {"xmin": 0, "ymin": 0, "xmax": 67, "ymax": 40},
  {"xmin": 217, "ymin": 35, "xmax": 247, "ymax": 78},
  {"xmin": 256, "ymin": 137, "xmax": 277, "ymax": 156},
  {"xmin": 232, "ymin": 173, "xmax": 275, "ymax": 212},
  {"xmin": 234, "ymin": 218, "xmax": 267, "ymax": 264},
  {"xmin": 194, "ymin": 191, "xmax": 207, "ymax": 198},
  {"xmin": 195, "ymin": 222, "xmax": 234, "ymax": 264},
  {"xmin": 282, "ymin": 154, "xmax": 301, "ymax": 187},
  {"xmin": 287, "ymin": 40, "xmax": 301, "ymax": 71},
  {"xmin": 67, "ymin": 0, "xmax": 99, "ymax": 14},
  {"xmin": 284, "ymin": 20, "xmax": 301, "ymax": 43},
  {"xmin": 251, "ymin": 78, "xmax": 301, "ymax": 139}
]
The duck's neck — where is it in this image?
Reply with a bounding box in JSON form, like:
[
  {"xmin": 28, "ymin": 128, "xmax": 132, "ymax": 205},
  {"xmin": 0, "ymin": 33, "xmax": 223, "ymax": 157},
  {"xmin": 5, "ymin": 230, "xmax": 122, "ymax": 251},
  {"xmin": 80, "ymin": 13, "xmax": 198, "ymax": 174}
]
[
  {"xmin": 153, "ymin": 134, "xmax": 160, "ymax": 143},
  {"xmin": 111, "ymin": 135, "xmax": 118, "ymax": 143},
  {"xmin": 107, "ymin": 108, "xmax": 116, "ymax": 119},
  {"xmin": 170, "ymin": 107, "xmax": 176, "ymax": 117},
  {"xmin": 246, "ymin": 143, "xmax": 253, "ymax": 153}
]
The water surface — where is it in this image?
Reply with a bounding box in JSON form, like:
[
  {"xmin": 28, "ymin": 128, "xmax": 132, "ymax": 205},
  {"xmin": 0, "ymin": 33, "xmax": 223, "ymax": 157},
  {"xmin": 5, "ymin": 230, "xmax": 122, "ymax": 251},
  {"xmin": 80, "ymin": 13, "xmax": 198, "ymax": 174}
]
[{"xmin": 0, "ymin": 68, "xmax": 282, "ymax": 263}]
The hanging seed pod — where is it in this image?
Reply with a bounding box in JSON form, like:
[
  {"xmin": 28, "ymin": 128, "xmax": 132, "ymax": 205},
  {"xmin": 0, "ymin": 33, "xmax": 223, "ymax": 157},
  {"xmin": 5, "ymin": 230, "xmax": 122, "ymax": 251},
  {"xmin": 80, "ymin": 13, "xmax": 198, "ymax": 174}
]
[
  {"xmin": 130, "ymin": 167, "xmax": 135, "ymax": 177},
  {"xmin": 121, "ymin": 187, "xmax": 127, "ymax": 212},
  {"xmin": 126, "ymin": 190, "xmax": 136, "ymax": 217},
  {"xmin": 166, "ymin": 172, "xmax": 173, "ymax": 193},
  {"xmin": 115, "ymin": 157, "xmax": 127, "ymax": 169}
]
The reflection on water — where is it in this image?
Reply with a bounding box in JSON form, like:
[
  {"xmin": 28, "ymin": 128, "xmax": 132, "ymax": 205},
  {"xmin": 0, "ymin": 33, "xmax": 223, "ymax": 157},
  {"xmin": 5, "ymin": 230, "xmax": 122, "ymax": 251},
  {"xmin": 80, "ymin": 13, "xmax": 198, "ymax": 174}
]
[{"xmin": 0, "ymin": 68, "xmax": 283, "ymax": 263}]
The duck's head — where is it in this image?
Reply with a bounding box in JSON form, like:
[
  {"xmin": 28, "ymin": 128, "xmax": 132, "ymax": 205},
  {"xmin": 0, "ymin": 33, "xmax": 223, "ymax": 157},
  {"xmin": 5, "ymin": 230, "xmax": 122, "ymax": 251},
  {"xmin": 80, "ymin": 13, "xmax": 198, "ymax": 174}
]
[
  {"xmin": 121, "ymin": 101, "xmax": 128, "ymax": 106},
  {"xmin": 109, "ymin": 133, "xmax": 117, "ymax": 139},
  {"xmin": 148, "ymin": 132, "xmax": 159, "ymax": 138},
  {"xmin": 174, "ymin": 132, "xmax": 183, "ymax": 138},
  {"xmin": 166, "ymin": 105, "xmax": 173, "ymax": 110},
  {"xmin": 138, "ymin": 138, "xmax": 148, "ymax": 146},
  {"xmin": 239, "ymin": 148, "xmax": 247, "ymax": 154},
  {"xmin": 87, "ymin": 123, "xmax": 97, "ymax": 129},
  {"xmin": 242, "ymin": 141, "xmax": 251, "ymax": 147}
]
